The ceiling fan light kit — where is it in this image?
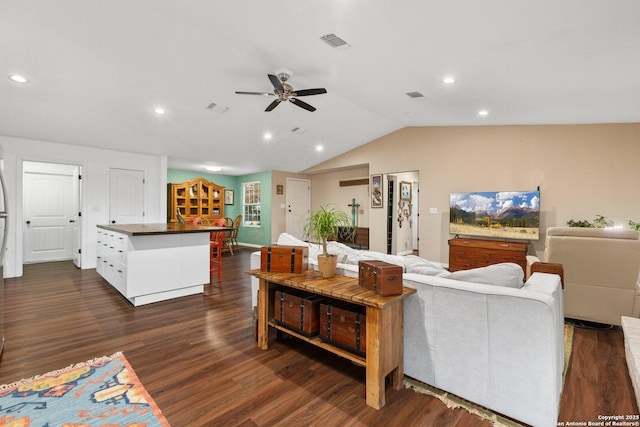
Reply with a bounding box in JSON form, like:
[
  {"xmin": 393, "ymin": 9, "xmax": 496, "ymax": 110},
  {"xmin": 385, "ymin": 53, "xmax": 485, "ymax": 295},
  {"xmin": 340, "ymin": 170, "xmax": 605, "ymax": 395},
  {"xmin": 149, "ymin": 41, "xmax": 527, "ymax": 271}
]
[{"xmin": 236, "ymin": 73, "xmax": 327, "ymax": 112}]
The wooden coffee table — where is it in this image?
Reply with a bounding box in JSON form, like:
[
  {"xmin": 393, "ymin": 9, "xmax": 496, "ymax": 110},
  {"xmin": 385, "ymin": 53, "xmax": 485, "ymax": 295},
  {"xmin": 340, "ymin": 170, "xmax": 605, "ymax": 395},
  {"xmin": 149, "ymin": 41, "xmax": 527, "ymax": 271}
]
[{"xmin": 249, "ymin": 269, "xmax": 415, "ymax": 409}]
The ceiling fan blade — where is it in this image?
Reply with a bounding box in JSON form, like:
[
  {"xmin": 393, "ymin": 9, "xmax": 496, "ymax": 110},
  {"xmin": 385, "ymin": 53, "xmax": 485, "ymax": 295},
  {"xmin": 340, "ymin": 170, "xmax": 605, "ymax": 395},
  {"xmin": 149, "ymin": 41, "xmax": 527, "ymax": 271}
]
[
  {"xmin": 265, "ymin": 99, "xmax": 281, "ymax": 112},
  {"xmin": 235, "ymin": 91, "xmax": 274, "ymax": 96},
  {"xmin": 268, "ymin": 74, "xmax": 284, "ymax": 92},
  {"xmin": 290, "ymin": 98, "xmax": 316, "ymax": 112},
  {"xmin": 292, "ymin": 88, "xmax": 327, "ymax": 97}
]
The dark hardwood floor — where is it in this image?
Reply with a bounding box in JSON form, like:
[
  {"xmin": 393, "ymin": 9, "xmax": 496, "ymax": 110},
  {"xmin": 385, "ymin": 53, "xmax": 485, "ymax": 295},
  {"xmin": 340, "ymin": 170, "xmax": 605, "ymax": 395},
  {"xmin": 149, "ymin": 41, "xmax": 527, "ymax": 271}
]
[{"xmin": 0, "ymin": 248, "xmax": 637, "ymax": 426}]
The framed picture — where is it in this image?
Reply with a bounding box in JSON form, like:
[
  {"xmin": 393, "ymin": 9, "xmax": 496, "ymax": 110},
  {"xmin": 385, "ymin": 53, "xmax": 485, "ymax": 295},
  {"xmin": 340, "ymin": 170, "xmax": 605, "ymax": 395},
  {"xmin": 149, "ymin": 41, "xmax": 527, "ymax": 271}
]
[
  {"xmin": 400, "ymin": 181, "xmax": 412, "ymax": 201},
  {"xmin": 224, "ymin": 189, "xmax": 234, "ymax": 205},
  {"xmin": 370, "ymin": 174, "xmax": 383, "ymax": 208},
  {"xmin": 276, "ymin": 184, "xmax": 284, "ymax": 195}
]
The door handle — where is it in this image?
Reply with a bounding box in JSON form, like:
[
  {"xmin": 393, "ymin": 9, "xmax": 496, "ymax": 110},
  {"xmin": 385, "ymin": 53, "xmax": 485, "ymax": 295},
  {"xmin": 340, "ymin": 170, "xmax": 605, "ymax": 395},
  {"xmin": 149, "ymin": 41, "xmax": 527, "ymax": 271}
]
[
  {"xmin": 69, "ymin": 220, "xmax": 75, "ymax": 223},
  {"xmin": 111, "ymin": 220, "xmax": 116, "ymax": 224},
  {"xmin": 26, "ymin": 220, "xmax": 31, "ymax": 225}
]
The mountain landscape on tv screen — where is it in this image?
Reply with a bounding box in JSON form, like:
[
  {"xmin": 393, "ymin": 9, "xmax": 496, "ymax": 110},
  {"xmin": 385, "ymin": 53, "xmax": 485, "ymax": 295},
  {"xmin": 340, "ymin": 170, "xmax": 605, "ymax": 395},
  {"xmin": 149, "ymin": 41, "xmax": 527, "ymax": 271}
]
[{"xmin": 449, "ymin": 191, "xmax": 540, "ymax": 240}]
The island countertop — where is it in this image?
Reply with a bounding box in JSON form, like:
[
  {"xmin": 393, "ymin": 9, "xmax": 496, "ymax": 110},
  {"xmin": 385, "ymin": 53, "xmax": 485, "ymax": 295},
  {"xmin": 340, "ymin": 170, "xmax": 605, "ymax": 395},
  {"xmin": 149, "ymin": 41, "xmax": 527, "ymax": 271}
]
[{"xmin": 97, "ymin": 223, "xmax": 229, "ymax": 236}]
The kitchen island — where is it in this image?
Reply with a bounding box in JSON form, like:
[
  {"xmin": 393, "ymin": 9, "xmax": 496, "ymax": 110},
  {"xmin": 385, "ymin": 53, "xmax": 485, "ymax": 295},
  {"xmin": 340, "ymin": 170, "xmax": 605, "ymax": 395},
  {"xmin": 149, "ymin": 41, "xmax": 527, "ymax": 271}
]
[{"xmin": 96, "ymin": 223, "xmax": 223, "ymax": 306}]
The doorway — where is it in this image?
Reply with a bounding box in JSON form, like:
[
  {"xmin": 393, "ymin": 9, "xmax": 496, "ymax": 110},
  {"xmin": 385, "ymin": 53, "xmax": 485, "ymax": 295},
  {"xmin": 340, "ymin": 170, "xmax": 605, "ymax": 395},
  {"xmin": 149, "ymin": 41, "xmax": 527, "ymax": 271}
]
[
  {"xmin": 285, "ymin": 178, "xmax": 310, "ymax": 240},
  {"xmin": 23, "ymin": 161, "xmax": 82, "ymax": 266},
  {"xmin": 385, "ymin": 171, "xmax": 419, "ymax": 256},
  {"xmin": 109, "ymin": 168, "xmax": 144, "ymax": 224}
]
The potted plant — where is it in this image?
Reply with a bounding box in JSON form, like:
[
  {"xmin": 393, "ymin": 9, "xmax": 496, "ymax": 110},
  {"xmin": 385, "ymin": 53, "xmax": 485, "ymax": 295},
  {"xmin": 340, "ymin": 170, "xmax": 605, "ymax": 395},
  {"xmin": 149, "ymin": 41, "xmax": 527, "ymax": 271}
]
[{"xmin": 302, "ymin": 205, "xmax": 355, "ymax": 278}]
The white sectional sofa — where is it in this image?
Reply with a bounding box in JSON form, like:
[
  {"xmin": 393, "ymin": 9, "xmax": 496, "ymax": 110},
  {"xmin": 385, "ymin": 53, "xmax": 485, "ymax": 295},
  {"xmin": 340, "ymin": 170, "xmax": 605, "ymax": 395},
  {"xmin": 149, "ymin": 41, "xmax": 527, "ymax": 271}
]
[{"xmin": 250, "ymin": 233, "xmax": 564, "ymax": 427}]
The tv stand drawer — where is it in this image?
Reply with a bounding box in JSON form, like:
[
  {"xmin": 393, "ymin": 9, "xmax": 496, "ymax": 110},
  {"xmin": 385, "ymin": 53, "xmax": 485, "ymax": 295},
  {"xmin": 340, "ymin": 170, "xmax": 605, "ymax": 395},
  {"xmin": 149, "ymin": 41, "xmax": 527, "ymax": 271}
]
[{"xmin": 448, "ymin": 238, "xmax": 529, "ymax": 273}]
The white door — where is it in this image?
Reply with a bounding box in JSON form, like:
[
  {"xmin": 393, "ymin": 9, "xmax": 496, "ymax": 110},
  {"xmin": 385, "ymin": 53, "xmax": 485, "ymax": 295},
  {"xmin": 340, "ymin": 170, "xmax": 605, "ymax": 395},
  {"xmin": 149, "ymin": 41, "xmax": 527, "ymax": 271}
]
[
  {"xmin": 24, "ymin": 165, "xmax": 76, "ymax": 263},
  {"xmin": 286, "ymin": 178, "xmax": 310, "ymax": 240},
  {"xmin": 72, "ymin": 167, "xmax": 82, "ymax": 267},
  {"xmin": 109, "ymin": 168, "xmax": 144, "ymax": 224}
]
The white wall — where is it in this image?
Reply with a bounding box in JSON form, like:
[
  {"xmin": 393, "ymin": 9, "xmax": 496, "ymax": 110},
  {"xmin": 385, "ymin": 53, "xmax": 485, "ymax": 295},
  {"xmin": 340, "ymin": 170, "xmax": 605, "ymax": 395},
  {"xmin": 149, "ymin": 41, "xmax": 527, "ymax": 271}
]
[{"xmin": 0, "ymin": 135, "xmax": 167, "ymax": 277}]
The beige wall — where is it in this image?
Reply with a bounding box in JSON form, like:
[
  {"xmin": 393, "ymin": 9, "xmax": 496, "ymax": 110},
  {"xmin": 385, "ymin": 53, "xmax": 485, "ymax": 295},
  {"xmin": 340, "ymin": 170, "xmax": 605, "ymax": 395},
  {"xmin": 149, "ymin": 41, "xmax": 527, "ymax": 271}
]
[
  {"xmin": 304, "ymin": 124, "xmax": 640, "ymax": 264},
  {"xmin": 309, "ymin": 166, "xmax": 370, "ymax": 228}
]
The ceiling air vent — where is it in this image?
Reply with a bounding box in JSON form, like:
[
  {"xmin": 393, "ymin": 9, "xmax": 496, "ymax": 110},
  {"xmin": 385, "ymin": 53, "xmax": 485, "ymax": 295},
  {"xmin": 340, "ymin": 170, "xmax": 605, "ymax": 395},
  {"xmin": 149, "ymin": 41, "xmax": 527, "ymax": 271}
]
[
  {"xmin": 406, "ymin": 92, "xmax": 425, "ymax": 99},
  {"xmin": 291, "ymin": 127, "xmax": 308, "ymax": 134},
  {"xmin": 206, "ymin": 102, "xmax": 229, "ymax": 113},
  {"xmin": 321, "ymin": 33, "xmax": 349, "ymax": 48}
]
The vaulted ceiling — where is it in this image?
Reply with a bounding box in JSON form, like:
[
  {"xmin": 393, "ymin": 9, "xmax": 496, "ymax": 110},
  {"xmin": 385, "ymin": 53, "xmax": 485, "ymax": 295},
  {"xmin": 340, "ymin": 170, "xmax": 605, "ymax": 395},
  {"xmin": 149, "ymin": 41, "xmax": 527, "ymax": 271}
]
[{"xmin": 2, "ymin": 1, "xmax": 639, "ymax": 175}]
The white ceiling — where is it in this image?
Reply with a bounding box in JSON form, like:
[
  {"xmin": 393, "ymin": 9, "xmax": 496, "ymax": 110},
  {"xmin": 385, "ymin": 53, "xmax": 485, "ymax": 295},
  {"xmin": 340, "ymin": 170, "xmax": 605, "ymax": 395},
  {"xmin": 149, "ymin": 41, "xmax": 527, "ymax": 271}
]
[{"xmin": 2, "ymin": 1, "xmax": 639, "ymax": 175}]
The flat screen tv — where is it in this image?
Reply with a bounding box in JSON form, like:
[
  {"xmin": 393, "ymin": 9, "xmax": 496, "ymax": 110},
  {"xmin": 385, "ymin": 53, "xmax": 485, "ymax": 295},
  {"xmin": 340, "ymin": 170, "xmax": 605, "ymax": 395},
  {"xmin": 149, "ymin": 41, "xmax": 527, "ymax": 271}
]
[{"xmin": 450, "ymin": 191, "xmax": 540, "ymax": 240}]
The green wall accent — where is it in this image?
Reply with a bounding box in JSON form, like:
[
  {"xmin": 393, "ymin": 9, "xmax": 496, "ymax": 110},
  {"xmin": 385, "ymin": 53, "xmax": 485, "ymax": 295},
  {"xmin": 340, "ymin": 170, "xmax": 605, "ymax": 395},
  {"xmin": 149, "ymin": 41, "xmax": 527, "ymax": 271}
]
[{"xmin": 167, "ymin": 169, "xmax": 273, "ymax": 246}]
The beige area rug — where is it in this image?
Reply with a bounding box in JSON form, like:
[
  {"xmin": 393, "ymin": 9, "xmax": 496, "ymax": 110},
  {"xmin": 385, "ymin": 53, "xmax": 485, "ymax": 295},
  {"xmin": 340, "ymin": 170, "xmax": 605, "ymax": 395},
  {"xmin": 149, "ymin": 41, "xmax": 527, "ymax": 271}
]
[{"xmin": 404, "ymin": 323, "xmax": 574, "ymax": 427}]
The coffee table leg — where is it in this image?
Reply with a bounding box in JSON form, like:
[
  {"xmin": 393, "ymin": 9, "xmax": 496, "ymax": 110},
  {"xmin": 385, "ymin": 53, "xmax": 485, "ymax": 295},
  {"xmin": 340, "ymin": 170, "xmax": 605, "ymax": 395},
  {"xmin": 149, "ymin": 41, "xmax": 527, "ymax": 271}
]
[
  {"xmin": 257, "ymin": 278, "xmax": 269, "ymax": 350},
  {"xmin": 366, "ymin": 307, "xmax": 385, "ymax": 409}
]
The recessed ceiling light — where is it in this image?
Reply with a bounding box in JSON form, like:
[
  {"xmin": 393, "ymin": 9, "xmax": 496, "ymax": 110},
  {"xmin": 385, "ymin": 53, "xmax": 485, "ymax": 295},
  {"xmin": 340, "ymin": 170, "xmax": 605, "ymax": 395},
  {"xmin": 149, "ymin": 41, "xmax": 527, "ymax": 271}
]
[
  {"xmin": 154, "ymin": 107, "xmax": 166, "ymax": 115},
  {"xmin": 316, "ymin": 145, "xmax": 324, "ymax": 152},
  {"xmin": 9, "ymin": 74, "xmax": 28, "ymax": 83},
  {"xmin": 206, "ymin": 166, "xmax": 222, "ymax": 172},
  {"xmin": 478, "ymin": 110, "xmax": 489, "ymax": 116},
  {"xmin": 263, "ymin": 132, "xmax": 273, "ymax": 140},
  {"xmin": 442, "ymin": 77, "xmax": 456, "ymax": 84}
]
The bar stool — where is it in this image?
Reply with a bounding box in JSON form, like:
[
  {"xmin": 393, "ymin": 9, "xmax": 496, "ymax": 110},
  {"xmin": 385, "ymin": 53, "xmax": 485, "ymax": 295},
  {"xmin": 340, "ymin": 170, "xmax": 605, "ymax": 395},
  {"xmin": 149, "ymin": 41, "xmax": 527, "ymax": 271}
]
[{"xmin": 210, "ymin": 231, "xmax": 224, "ymax": 282}]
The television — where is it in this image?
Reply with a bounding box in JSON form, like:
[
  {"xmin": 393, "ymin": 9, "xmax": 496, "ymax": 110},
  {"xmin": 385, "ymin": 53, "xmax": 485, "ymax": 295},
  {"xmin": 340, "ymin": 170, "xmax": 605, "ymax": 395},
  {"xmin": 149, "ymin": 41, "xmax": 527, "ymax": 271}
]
[{"xmin": 449, "ymin": 191, "xmax": 540, "ymax": 240}]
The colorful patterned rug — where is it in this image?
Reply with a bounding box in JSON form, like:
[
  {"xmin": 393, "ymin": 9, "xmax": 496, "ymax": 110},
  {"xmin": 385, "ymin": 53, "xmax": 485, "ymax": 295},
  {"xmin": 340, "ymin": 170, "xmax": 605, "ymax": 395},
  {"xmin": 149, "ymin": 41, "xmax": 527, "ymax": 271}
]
[
  {"xmin": 405, "ymin": 323, "xmax": 575, "ymax": 427},
  {"xmin": 0, "ymin": 352, "xmax": 170, "ymax": 426}
]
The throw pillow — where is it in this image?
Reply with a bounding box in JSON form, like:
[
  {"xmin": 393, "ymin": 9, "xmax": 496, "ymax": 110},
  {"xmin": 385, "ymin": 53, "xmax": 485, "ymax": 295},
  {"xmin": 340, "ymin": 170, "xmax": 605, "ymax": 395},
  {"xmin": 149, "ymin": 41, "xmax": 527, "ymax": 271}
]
[{"xmin": 447, "ymin": 263, "xmax": 524, "ymax": 288}]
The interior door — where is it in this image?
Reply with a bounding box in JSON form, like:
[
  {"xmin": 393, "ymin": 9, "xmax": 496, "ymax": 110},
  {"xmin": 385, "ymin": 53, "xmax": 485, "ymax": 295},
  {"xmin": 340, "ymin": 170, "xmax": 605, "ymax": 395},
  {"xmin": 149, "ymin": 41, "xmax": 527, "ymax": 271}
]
[
  {"xmin": 23, "ymin": 166, "xmax": 75, "ymax": 263},
  {"xmin": 109, "ymin": 168, "xmax": 144, "ymax": 224},
  {"xmin": 286, "ymin": 178, "xmax": 310, "ymax": 240},
  {"xmin": 71, "ymin": 166, "xmax": 82, "ymax": 267}
]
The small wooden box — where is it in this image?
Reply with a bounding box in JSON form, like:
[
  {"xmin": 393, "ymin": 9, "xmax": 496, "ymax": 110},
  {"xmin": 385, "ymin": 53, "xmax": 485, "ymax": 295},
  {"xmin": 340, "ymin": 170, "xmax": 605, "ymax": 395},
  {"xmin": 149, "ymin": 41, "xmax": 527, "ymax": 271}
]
[
  {"xmin": 273, "ymin": 289, "xmax": 323, "ymax": 336},
  {"xmin": 319, "ymin": 301, "xmax": 366, "ymax": 355},
  {"xmin": 358, "ymin": 260, "xmax": 403, "ymax": 296},
  {"xmin": 261, "ymin": 245, "xmax": 309, "ymax": 274}
]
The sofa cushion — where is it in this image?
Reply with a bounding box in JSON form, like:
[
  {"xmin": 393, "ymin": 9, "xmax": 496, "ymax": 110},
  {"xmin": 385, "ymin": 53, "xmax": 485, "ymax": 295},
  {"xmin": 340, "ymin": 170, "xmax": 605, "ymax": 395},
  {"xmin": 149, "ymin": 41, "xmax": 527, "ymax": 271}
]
[
  {"xmin": 403, "ymin": 255, "xmax": 449, "ymax": 276},
  {"xmin": 276, "ymin": 233, "xmax": 322, "ymax": 259},
  {"xmin": 344, "ymin": 250, "xmax": 406, "ymax": 268},
  {"xmin": 447, "ymin": 263, "xmax": 525, "ymax": 288}
]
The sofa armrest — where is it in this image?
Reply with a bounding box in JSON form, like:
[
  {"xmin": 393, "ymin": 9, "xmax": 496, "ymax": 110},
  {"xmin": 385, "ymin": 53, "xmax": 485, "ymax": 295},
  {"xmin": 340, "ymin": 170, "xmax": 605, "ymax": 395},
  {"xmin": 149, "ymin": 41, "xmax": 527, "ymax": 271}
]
[
  {"xmin": 525, "ymin": 255, "xmax": 541, "ymax": 279},
  {"xmin": 530, "ymin": 262, "xmax": 564, "ymax": 289}
]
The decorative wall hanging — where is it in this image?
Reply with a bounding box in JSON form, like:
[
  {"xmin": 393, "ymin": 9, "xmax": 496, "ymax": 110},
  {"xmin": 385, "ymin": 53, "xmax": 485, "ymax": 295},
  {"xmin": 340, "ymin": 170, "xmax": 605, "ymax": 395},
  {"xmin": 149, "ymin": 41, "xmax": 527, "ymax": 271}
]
[
  {"xmin": 371, "ymin": 174, "xmax": 383, "ymax": 208},
  {"xmin": 400, "ymin": 181, "xmax": 412, "ymax": 201},
  {"xmin": 224, "ymin": 189, "xmax": 234, "ymax": 205},
  {"xmin": 397, "ymin": 200, "xmax": 413, "ymax": 228}
]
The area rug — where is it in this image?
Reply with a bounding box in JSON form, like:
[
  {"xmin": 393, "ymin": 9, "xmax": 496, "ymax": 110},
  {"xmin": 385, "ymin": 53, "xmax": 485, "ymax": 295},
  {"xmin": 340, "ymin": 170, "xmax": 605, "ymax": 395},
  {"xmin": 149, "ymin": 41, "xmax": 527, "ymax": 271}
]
[
  {"xmin": 0, "ymin": 351, "xmax": 170, "ymax": 426},
  {"xmin": 404, "ymin": 323, "xmax": 575, "ymax": 427}
]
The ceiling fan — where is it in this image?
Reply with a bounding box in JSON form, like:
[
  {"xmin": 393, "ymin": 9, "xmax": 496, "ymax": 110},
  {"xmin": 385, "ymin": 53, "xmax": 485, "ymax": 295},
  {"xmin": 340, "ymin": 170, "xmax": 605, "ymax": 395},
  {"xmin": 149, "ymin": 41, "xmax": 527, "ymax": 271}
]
[{"xmin": 235, "ymin": 73, "xmax": 327, "ymax": 112}]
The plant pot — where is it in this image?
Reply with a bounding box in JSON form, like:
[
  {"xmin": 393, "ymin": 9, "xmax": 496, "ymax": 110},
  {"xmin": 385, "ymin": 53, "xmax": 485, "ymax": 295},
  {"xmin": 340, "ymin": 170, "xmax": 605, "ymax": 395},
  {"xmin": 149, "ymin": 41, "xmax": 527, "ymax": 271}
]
[{"xmin": 317, "ymin": 254, "xmax": 338, "ymax": 278}]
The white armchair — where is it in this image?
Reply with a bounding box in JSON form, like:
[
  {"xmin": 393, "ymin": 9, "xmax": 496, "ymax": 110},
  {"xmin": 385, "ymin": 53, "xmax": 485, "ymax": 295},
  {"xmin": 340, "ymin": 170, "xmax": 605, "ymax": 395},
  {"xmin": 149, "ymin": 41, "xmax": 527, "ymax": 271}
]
[{"xmin": 528, "ymin": 227, "xmax": 640, "ymax": 326}]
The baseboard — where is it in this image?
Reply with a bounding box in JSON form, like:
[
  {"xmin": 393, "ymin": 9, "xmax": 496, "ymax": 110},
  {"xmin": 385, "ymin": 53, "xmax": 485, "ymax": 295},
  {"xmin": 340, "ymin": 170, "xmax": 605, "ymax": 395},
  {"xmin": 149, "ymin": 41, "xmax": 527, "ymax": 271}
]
[{"xmin": 238, "ymin": 242, "xmax": 262, "ymax": 249}]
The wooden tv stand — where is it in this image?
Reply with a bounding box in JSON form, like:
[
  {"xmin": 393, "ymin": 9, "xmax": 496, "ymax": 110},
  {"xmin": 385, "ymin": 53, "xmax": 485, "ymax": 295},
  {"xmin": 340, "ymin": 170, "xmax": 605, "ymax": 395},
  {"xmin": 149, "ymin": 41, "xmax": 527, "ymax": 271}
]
[
  {"xmin": 249, "ymin": 269, "xmax": 415, "ymax": 410},
  {"xmin": 448, "ymin": 237, "xmax": 530, "ymax": 273}
]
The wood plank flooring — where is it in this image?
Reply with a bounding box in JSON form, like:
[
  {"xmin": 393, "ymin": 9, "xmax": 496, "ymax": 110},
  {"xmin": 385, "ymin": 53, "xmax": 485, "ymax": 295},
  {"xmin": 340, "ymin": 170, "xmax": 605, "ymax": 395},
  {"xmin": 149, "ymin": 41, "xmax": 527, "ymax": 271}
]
[{"xmin": 0, "ymin": 248, "xmax": 638, "ymax": 426}]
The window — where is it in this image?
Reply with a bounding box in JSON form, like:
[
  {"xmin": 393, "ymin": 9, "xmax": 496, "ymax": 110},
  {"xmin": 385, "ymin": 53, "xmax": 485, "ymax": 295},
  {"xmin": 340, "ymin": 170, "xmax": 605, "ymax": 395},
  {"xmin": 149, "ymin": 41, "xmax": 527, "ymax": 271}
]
[{"xmin": 242, "ymin": 181, "xmax": 261, "ymax": 227}]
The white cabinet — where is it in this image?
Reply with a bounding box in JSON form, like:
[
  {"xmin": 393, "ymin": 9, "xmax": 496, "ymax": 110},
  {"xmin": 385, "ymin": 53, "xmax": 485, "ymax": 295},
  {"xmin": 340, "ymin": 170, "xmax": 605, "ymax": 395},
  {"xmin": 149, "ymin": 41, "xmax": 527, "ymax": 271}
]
[{"xmin": 96, "ymin": 227, "xmax": 209, "ymax": 306}]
